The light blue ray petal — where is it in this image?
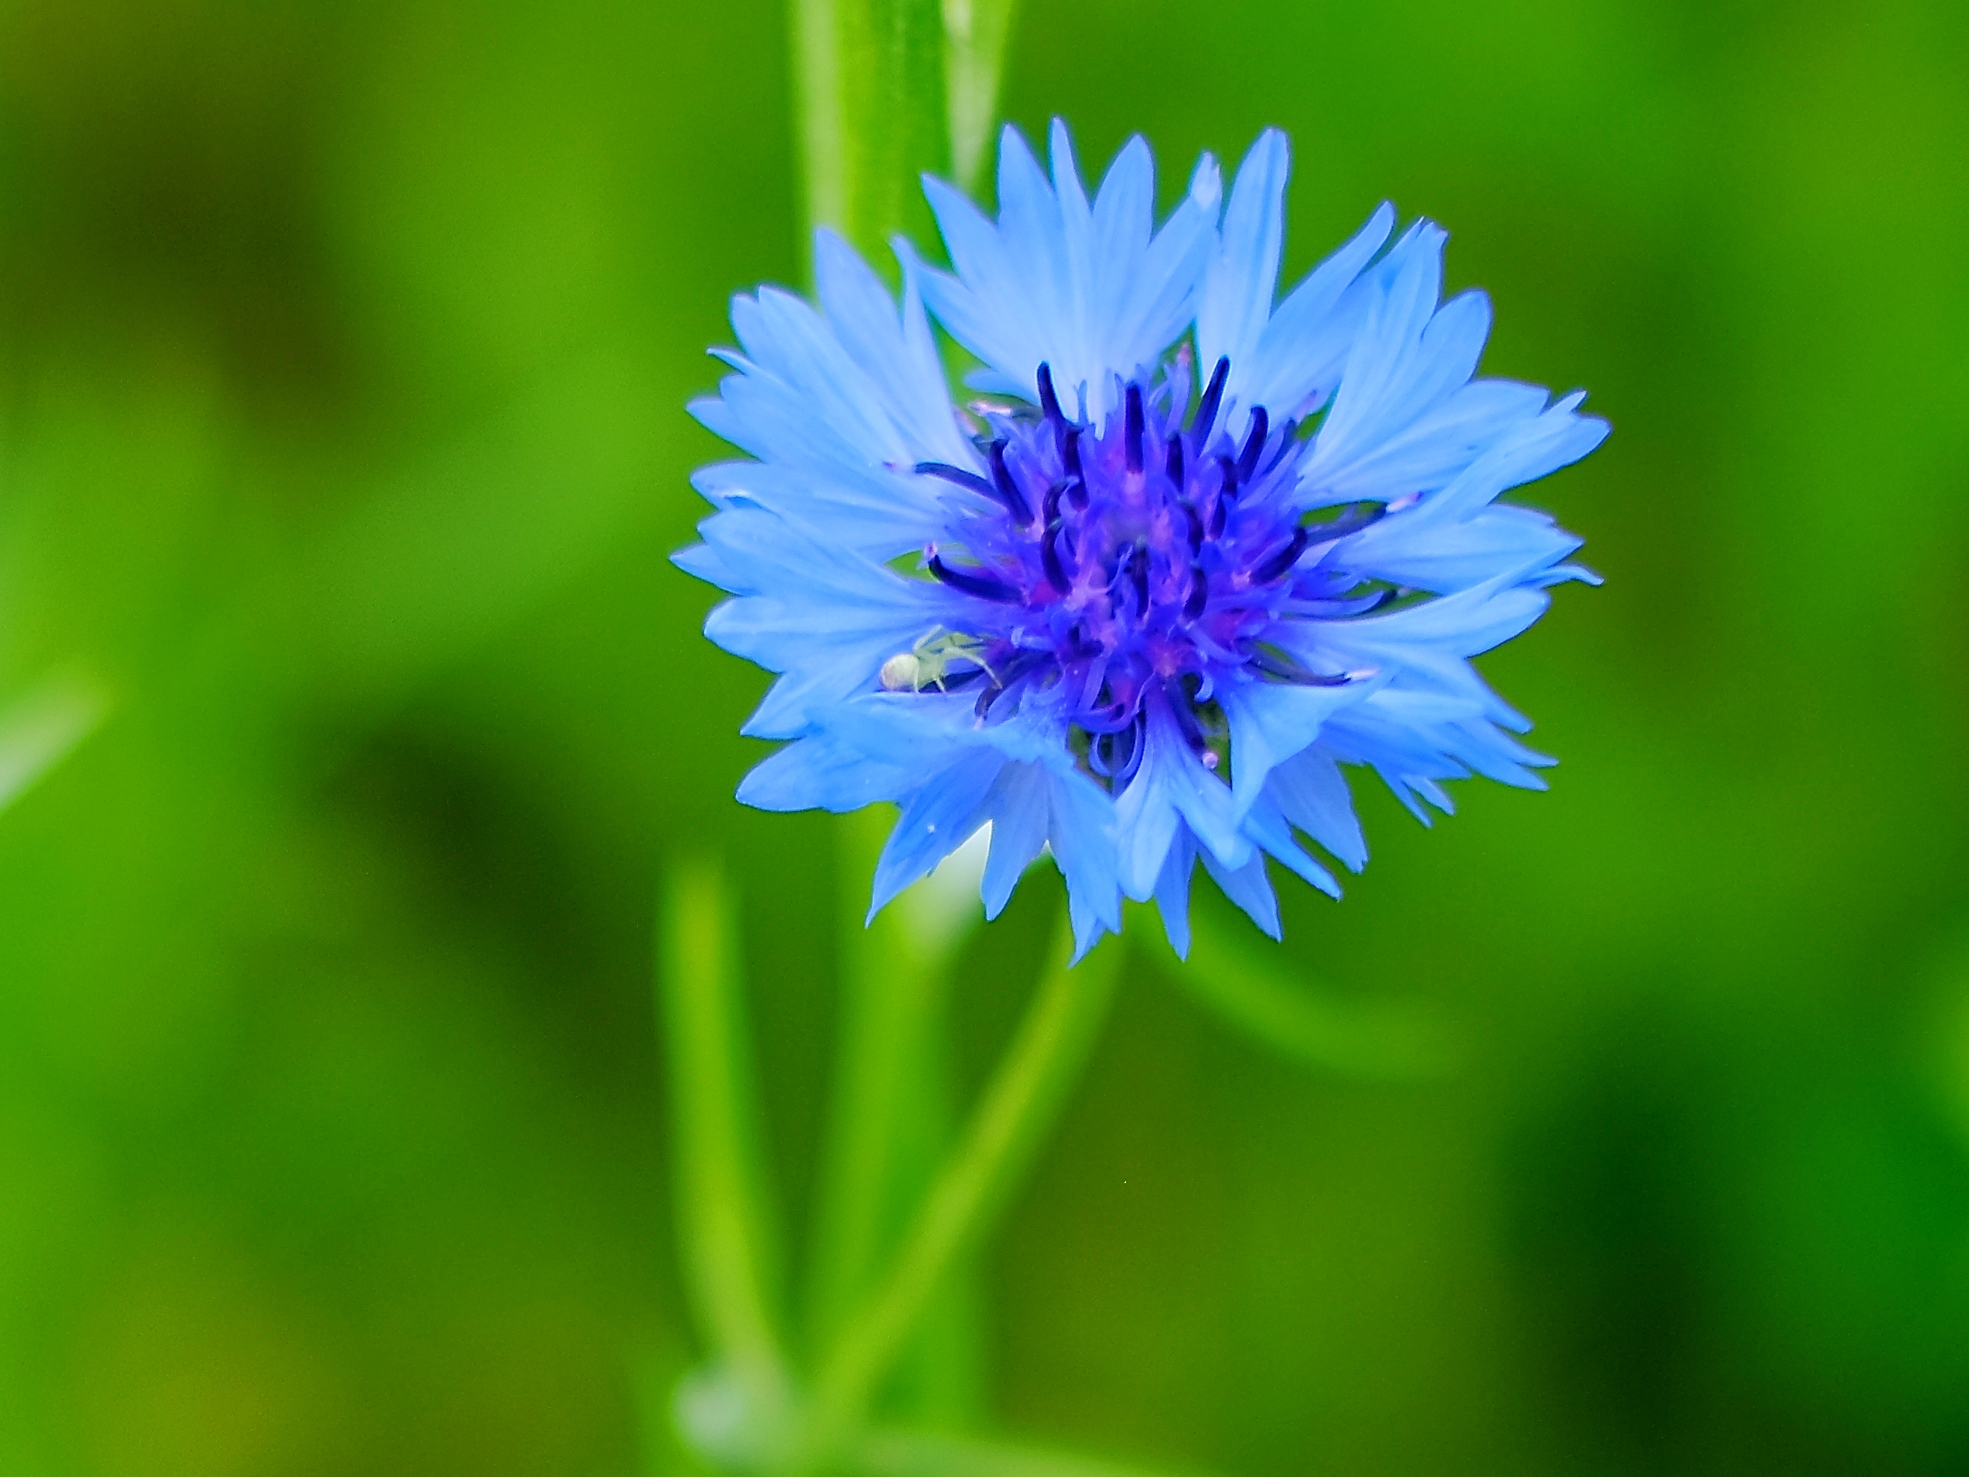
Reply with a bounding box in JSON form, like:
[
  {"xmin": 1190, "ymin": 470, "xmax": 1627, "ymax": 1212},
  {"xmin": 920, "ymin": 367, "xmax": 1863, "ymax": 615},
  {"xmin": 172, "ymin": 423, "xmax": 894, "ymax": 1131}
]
[
  {"xmin": 1316, "ymin": 561, "xmax": 1556, "ymax": 662},
  {"xmin": 1303, "ymin": 379, "xmax": 1549, "ymax": 505},
  {"xmin": 1113, "ymin": 740, "xmax": 1185, "ymax": 903},
  {"xmin": 1409, "ymin": 289, "xmax": 1492, "ymax": 409},
  {"xmin": 1200, "ymin": 846, "xmax": 1280, "ymax": 939},
  {"xmin": 1086, "ymin": 132, "xmax": 1154, "ymax": 337},
  {"xmin": 1323, "ymin": 393, "xmax": 1605, "ymax": 592},
  {"xmin": 729, "ymin": 289, "xmax": 897, "ymax": 459},
  {"xmin": 979, "ymin": 761, "xmax": 1051, "ymax": 918},
  {"xmin": 1263, "ymin": 748, "xmax": 1367, "ymax": 872},
  {"xmin": 1341, "ymin": 504, "xmax": 1581, "ymax": 594},
  {"xmin": 1151, "ymin": 825, "xmax": 1198, "ymax": 957},
  {"xmin": 813, "ymin": 229, "xmax": 975, "ymax": 470},
  {"xmin": 691, "ymin": 508, "xmax": 955, "ymax": 738},
  {"xmin": 693, "ymin": 506, "xmax": 924, "ymax": 610},
  {"xmin": 1198, "ymin": 129, "xmax": 1289, "ymax": 415},
  {"xmin": 1106, "ymin": 153, "xmax": 1219, "ymax": 402},
  {"xmin": 1235, "ymin": 201, "xmax": 1396, "ymax": 434},
  {"xmin": 692, "ymin": 375, "xmax": 836, "ymax": 470},
  {"xmin": 1217, "ymin": 670, "xmax": 1381, "ymax": 823},
  {"xmin": 918, "ymin": 179, "xmax": 1033, "ymax": 380},
  {"xmin": 1413, "ymin": 391, "xmax": 1609, "ymax": 523},
  {"xmin": 738, "ymin": 733, "xmax": 920, "ymax": 813},
  {"xmin": 1239, "ymin": 797, "xmax": 1341, "ymax": 900},
  {"xmin": 995, "ymin": 124, "xmax": 1070, "ymax": 357},
  {"xmin": 1114, "ymin": 695, "xmax": 1248, "ymax": 898},
  {"xmin": 1300, "ymin": 221, "xmax": 1449, "ymax": 490},
  {"xmin": 1048, "ymin": 118, "xmax": 1096, "ymax": 365},
  {"xmin": 894, "ymin": 242, "xmax": 956, "ymax": 439},
  {"xmin": 671, "ymin": 541, "xmax": 733, "ymax": 592},
  {"xmin": 917, "ymin": 124, "xmax": 1218, "ymax": 418},
  {"xmin": 1037, "ymin": 761, "xmax": 1122, "ymax": 957},
  {"xmin": 736, "ymin": 637, "xmax": 912, "ymax": 738},
  {"xmin": 871, "ymin": 748, "xmax": 1007, "ymax": 916},
  {"xmin": 692, "ymin": 461, "xmax": 946, "ymax": 560}
]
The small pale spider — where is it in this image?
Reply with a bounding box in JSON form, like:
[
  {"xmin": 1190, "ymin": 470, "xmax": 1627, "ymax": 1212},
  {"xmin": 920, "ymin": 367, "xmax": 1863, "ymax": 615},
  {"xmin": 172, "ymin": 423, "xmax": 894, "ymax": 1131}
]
[{"xmin": 879, "ymin": 627, "xmax": 995, "ymax": 693}]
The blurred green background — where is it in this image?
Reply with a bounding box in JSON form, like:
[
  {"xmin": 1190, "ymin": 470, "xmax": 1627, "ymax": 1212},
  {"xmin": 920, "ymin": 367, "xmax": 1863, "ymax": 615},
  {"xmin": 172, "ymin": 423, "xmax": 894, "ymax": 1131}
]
[{"xmin": 5, "ymin": 0, "xmax": 1969, "ymax": 1472}]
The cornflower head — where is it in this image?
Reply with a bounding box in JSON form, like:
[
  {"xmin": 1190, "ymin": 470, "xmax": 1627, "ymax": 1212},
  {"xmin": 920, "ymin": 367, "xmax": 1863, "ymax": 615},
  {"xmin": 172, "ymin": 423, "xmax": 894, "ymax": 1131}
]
[{"xmin": 678, "ymin": 122, "xmax": 1607, "ymax": 958}]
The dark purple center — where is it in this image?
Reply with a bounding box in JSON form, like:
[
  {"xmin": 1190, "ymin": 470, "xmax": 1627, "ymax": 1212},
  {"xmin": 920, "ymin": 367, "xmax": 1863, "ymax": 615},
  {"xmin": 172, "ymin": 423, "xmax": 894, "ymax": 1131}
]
[{"xmin": 903, "ymin": 357, "xmax": 1383, "ymax": 786}]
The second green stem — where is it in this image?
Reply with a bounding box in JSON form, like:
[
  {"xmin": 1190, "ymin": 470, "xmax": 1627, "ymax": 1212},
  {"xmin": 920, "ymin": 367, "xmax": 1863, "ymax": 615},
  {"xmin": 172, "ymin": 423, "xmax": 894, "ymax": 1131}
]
[{"xmin": 800, "ymin": 916, "xmax": 1122, "ymax": 1467}]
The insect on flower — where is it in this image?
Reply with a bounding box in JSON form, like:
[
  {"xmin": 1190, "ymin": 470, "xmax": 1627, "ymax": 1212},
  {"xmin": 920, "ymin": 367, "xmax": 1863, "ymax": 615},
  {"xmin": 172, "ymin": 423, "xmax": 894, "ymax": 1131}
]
[
  {"xmin": 677, "ymin": 121, "xmax": 1607, "ymax": 957},
  {"xmin": 879, "ymin": 626, "xmax": 999, "ymax": 694}
]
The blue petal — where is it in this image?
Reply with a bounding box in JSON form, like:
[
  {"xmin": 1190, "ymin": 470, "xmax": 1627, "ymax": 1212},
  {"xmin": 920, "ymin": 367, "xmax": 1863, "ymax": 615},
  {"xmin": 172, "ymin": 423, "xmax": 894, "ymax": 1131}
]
[
  {"xmin": 671, "ymin": 539, "xmax": 735, "ymax": 593},
  {"xmin": 691, "ymin": 459, "xmax": 946, "ymax": 559},
  {"xmin": 1151, "ymin": 825, "xmax": 1198, "ymax": 957},
  {"xmin": 1262, "ymin": 748, "xmax": 1368, "ymax": 872},
  {"xmin": 1322, "ymin": 393, "xmax": 1604, "ymax": 593},
  {"xmin": 1199, "ymin": 846, "xmax": 1281, "ymax": 939},
  {"xmin": 1238, "ymin": 795, "xmax": 1341, "ymax": 900},
  {"xmin": 737, "ymin": 729, "xmax": 924, "ymax": 813},
  {"xmin": 871, "ymin": 747, "xmax": 1007, "ymax": 915},
  {"xmin": 690, "ymin": 245, "xmax": 981, "ymax": 558},
  {"xmin": 1303, "ymin": 562, "xmax": 1560, "ymax": 725},
  {"xmin": 1218, "ymin": 669, "xmax": 1383, "ymax": 824},
  {"xmin": 690, "ymin": 506, "xmax": 951, "ymax": 737},
  {"xmin": 813, "ymin": 230, "xmax": 972, "ymax": 469},
  {"xmin": 1199, "ymin": 130, "xmax": 1288, "ymax": 374},
  {"xmin": 1113, "ymin": 693, "xmax": 1249, "ymax": 899},
  {"xmin": 917, "ymin": 121, "xmax": 1221, "ymax": 420},
  {"xmin": 753, "ymin": 693, "xmax": 1122, "ymax": 951},
  {"xmin": 1298, "ymin": 222, "xmax": 1458, "ymax": 496},
  {"xmin": 1042, "ymin": 760, "xmax": 1124, "ymax": 957},
  {"xmin": 1237, "ymin": 202, "xmax": 1396, "ymax": 436},
  {"xmin": 979, "ymin": 762, "xmax": 1050, "ymax": 919},
  {"xmin": 1337, "ymin": 503, "xmax": 1581, "ymax": 594}
]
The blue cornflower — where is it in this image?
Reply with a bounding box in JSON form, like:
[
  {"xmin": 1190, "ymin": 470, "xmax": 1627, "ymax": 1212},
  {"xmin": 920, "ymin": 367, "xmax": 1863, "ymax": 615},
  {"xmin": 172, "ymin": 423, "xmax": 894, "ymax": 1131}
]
[{"xmin": 677, "ymin": 122, "xmax": 1607, "ymax": 958}]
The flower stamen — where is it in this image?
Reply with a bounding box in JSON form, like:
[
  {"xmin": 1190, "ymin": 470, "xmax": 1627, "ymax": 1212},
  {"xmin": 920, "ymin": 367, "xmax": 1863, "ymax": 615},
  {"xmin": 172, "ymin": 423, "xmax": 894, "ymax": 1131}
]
[
  {"xmin": 1193, "ymin": 355, "xmax": 1229, "ymax": 448},
  {"xmin": 927, "ymin": 549, "xmax": 1022, "ymax": 603}
]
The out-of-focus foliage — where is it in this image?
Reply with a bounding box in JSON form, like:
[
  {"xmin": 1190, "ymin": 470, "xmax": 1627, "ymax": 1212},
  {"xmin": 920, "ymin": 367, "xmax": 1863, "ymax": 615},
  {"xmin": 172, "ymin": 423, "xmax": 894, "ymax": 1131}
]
[{"xmin": 2, "ymin": 1, "xmax": 1968, "ymax": 1474}]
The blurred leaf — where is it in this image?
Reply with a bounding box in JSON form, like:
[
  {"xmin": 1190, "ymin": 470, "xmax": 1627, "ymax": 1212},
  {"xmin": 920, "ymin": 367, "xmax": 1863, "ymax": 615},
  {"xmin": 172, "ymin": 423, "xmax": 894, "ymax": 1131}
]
[
  {"xmin": 659, "ymin": 859, "xmax": 795, "ymax": 1462},
  {"xmin": 289, "ymin": 349, "xmax": 674, "ymax": 713},
  {"xmin": 854, "ymin": 1428, "xmax": 1227, "ymax": 1477},
  {"xmin": 0, "ymin": 672, "xmax": 105, "ymax": 815},
  {"xmin": 1139, "ymin": 905, "xmax": 1456, "ymax": 1081}
]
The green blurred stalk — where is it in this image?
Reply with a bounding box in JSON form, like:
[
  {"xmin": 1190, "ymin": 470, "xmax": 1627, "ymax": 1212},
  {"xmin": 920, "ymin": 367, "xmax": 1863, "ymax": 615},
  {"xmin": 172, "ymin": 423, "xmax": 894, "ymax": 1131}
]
[
  {"xmin": 855, "ymin": 1427, "xmax": 1224, "ymax": 1477},
  {"xmin": 793, "ymin": 0, "xmax": 951, "ymax": 264},
  {"xmin": 660, "ymin": 861, "xmax": 796, "ymax": 1462},
  {"xmin": 792, "ymin": 0, "xmax": 1019, "ymax": 265},
  {"xmin": 780, "ymin": 0, "xmax": 1040, "ymax": 1459},
  {"xmin": 807, "ymin": 808, "xmax": 985, "ymax": 1425},
  {"xmin": 800, "ymin": 916, "xmax": 1122, "ymax": 1467},
  {"xmin": 940, "ymin": 0, "xmax": 1018, "ymax": 190}
]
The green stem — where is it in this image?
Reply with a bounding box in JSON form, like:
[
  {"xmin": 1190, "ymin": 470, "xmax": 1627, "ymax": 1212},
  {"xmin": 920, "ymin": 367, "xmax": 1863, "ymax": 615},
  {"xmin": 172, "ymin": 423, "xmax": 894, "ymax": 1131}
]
[
  {"xmin": 801, "ymin": 911, "xmax": 1122, "ymax": 1465},
  {"xmin": 854, "ymin": 1426, "xmax": 1224, "ymax": 1477},
  {"xmin": 792, "ymin": 0, "xmax": 951, "ymax": 266},
  {"xmin": 806, "ymin": 811, "xmax": 971, "ymax": 1370},
  {"xmin": 659, "ymin": 861, "xmax": 795, "ymax": 1458},
  {"xmin": 940, "ymin": 0, "xmax": 1019, "ymax": 190}
]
